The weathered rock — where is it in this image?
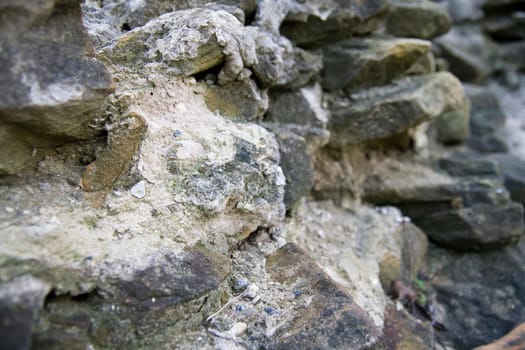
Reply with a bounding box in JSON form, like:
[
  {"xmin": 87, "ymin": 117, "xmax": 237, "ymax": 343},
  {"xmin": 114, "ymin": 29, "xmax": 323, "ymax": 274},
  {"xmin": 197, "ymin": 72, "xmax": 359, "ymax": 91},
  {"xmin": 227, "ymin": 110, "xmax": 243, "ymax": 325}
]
[
  {"xmin": 435, "ymin": 25, "xmax": 498, "ymax": 83},
  {"xmin": 321, "ymin": 37, "xmax": 433, "ymax": 92},
  {"xmin": 103, "ymin": 0, "xmax": 257, "ymax": 31},
  {"xmin": 433, "ymin": 98, "xmax": 471, "ymax": 145},
  {"xmin": 0, "ymin": 0, "xmax": 114, "ymax": 140},
  {"xmin": 386, "ymin": 0, "xmax": 452, "ymax": 39},
  {"xmin": 412, "ymin": 202, "xmax": 523, "ymax": 250},
  {"xmin": 438, "ymin": 153, "xmax": 500, "ymax": 178},
  {"xmin": 265, "ymin": 84, "xmax": 328, "ymax": 128},
  {"xmin": 0, "ymin": 276, "xmax": 51, "ymax": 350},
  {"xmin": 381, "ymin": 304, "xmax": 435, "ymax": 350},
  {"xmin": 327, "ymin": 72, "xmax": 468, "ymax": 146},
  {"xmin": 427, "ymin": 238, "xmax": 525, "ymax": 349},
  {"xmin": 266, "ymin": 243, "xmax": 381, "ymax": 349},
  {"xmin": 363, "ymin": 158, "xmax": 524, "ymax": 250},
  {"xmin": 287, "ymin": 200, "xmax": 429, "ymax": 329},
  {"xmin": 271, "ymin": 129, "xmax": 313, "ymax": 211},
  {"xmin": 204, "ymin": 79, "xmax": 268, "ymax": 121},
  {"xmin": 279, "ymin": 0, "xmax": 390, "ymax": 47},
  {"xmin": 107, "ymin": 8, "xmax": 256, "ymax": 84},
  {"xmin": 473, "ymin": 323, "xmax": 525, "ymax": 350},
  {"xmin": 248, "ymin": 27, "xmax": 323, "ymax": 89},
  {"xmin": 493, "ymin": 155, "xmax": 525, "ymax": 205}
]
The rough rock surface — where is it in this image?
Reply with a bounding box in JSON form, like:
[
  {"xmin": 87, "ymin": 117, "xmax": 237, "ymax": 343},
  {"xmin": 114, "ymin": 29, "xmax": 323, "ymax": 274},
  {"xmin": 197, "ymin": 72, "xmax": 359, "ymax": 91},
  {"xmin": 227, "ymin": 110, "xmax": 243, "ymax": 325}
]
[
  {"xmin": 327, "ymin": 72, "xmax": 468, "ymax": 145},
  {"xmin": 386, "ymin": 0, "xmax": 452, "ymax": 39},
  {"xmin": 3, "ymin": 0, "xmax": 525, "ymax": 349},
  {"xmin": 321, "ymin": 37, "xmax": 433, "ymax": 92},
  {"xmin": 0, "ymin": 0, "xmax": 114, "ymax": 140}
]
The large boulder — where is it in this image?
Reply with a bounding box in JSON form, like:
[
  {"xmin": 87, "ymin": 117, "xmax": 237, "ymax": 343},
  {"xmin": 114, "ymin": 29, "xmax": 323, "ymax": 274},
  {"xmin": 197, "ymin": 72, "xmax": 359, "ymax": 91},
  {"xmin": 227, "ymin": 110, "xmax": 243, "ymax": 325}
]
[{"xmin": 0, "ymin": 0, "xmax": 114, "ymax": 140}]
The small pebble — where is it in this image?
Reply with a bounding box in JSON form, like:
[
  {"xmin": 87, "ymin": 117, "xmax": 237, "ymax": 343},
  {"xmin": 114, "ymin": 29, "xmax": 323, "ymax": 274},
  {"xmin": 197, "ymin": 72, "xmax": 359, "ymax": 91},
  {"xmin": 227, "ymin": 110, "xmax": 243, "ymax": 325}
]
[
  {"xmin": 5, "ymin": 207, "xmax": 14, "ymax": 213},
  {"xmin": 495, "ymin": 188, "xmax": 505, "ymax": 194},
  {"xmin": 235, "ymin": 305, "xmax": 243, "ymax": 313},
  {"xmin": 244, "ymin": 284, "xmax": 259, "ymax": 299},
  {"xmin": 233, "ymin": 278, "xmax": 249, "ymax": 293},
  {"xmin": 293, "ymin": 290, "xmax": 302, "ymax": 298},
  {"xmin": 151, "ymin": 297, "xmax": 156, "ymax": 303},
  {"xmin": 113, "ymin": 190, "xmax": 122, "ymax": 196},
  {"xmin": 130, "ymin": 181, "xmax": 146, "ymax": 199},
  {"xmin": 251, "ymin": 295, "xmax": 261, "ymax": 305},
  {"xmin": 264, "ymin": 307, "xmax": 276, "ymax": 315},
  {"xmin": 229, "ymin": 322, "xmax": 247, "ymax": 337},
  {"xmin": 172, "ymin": 130, "xmax": 182, "ymax": 138}
]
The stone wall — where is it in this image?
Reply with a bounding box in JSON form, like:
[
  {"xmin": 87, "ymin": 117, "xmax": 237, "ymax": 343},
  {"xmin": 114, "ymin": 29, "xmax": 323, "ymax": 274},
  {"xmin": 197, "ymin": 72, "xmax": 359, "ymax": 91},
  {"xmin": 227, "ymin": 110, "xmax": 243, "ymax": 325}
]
[{"xmin": 1, "ymin": 0, "xmax": 525, "ymax": 349}]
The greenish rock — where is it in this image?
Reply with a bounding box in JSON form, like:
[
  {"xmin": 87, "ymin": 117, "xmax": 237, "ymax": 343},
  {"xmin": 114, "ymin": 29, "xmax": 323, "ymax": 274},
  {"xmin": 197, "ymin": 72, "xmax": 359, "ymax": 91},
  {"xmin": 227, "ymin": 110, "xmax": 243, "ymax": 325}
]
[
  {"xmin": 327, "ymin": 72, "xmax": 468, "ymax": 146},
  {"xmin": 0, "ymin": 0, "xmax": 114, "ymax": 140},
  {"xmin": 0, "ymin": 276, "xmax": 50, "ymax": 350},
  {"xmin": 427, "ymin": 238, "xmax": 525, "ymax": 349},
  {"xmin": 433, "ymin": 100, "xmax": 471, "ymax": 145},
  {"xmin": 279, "ymin": 0, "xmax": 390, "ymax": 47},
  {"xmin": 204, "ymin": 80, "xmax": 268, "ymax": 121},
  {"xmin": 322, "ymin": 37, "xmax": 432, "ymax": 92},
  {"xmin": 386, "ymin": 0, "xmax": 452, "ymax": 39},
  {"xmin": 265, "ymin": 84, "xmax": 327, "ymax": 128},
  {"xmin": 271, "ymin": 129, "xmax": 313, "ymax": 212},
  {"xmin": 266, "ymin": 243, "xmax": 381, "ymax": 349}
]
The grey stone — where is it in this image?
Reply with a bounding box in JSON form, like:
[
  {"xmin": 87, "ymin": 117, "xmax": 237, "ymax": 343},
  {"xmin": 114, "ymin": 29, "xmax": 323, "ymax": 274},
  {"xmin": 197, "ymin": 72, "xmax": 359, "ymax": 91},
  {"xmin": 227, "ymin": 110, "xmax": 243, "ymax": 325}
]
[
  {"xmin": 412, "ymin": 202, "xmax": 523, "ymax": 250},
  {"xmin": 248, "ymin": 27, "xmax": 323, "ymax": 89},
  {"xmin": 271, "ymin": 129, "xmax": 313, "ymax": 212},
  {"xmin": 107, "ymin": 8, "xmax": 256, "ymax": 83},
  {"xmin": 381, "ymin": 304, "xmax": 435, "ymax": 350},
  {"xmin": 435, "ymin": 25, "xmax": 499, "ymax": 83},
  {"xmin": 265, "ymin": 84, "xmax": 327, "ymax": 128},
  {"xmin": 321, "ymin": 37, "xmax": 433, "ymax": 92},
  {"xmin": 105, "ymin": 0, "xmax": 257, "ymax": 30},
  {"xmin": 279, "ymin": 0, "xmax": 390, "ymax": 47},
  {"xmin": 0, "ymin": 0, "xmax": 114, "ymax": 140},
  {"xmin": 446, "ymin": 0, "xmax": 486, "ymax": 23},
  {"xmin": 463, "ymin": 84, "xmax": 509, "ymax": 153},
  {"xmin": 438, "ymin": 154, "xmax": 501, "ymax": 178},
  {"xmin": 327, "ymin": 72, "xmax": 468, "ymax": 146},
  {"xmin": 427, "ymin": 238, "xmax": 525, "ymax": 349},
  {"xmin": 0, "ymin": 276, "xmax": 51, "ymax": 350},
  {"xmin": 473, "ymin": 323, "xmax": 525, "ymax": 350},
  {"xmin": 363, "ymin": 160, "xmax": 524, "ymax": 250},
  {"xmin": 386, "ymin": 0, "xmax": 452, "ymax": 39},
  {"xmin": 500, "ymin": 41, "xmax": 525, "ymax": 71},
  {"xmin": 493, "ymin": 155, "xmax": 525, "ymax": 205},
  {"xmin": 266, "ymin": 243, "xmax": 381, "ymax": 349},
  {"xmin": 107, "ymin": 246, "xmax": 230, "ymax": 307}
]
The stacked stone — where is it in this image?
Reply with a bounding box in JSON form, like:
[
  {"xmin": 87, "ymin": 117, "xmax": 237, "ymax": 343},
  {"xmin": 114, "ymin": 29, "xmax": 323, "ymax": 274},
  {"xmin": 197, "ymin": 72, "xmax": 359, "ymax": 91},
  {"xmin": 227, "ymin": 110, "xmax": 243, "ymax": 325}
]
[{"xmin": 1, "ymin": 1, "xmax": 525, "ymax": 350}]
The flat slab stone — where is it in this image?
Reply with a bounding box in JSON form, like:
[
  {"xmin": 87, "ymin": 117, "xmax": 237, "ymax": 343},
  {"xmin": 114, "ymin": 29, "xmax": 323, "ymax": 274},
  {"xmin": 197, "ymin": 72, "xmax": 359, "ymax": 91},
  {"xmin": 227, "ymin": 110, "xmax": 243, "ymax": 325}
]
[
  {"xmin": 327, "ymin": 72, "xmax": 467, "ymax": 146},
  {"xmin": 322, "ymin": 37, "xmax": 432, "ymax": 92}
]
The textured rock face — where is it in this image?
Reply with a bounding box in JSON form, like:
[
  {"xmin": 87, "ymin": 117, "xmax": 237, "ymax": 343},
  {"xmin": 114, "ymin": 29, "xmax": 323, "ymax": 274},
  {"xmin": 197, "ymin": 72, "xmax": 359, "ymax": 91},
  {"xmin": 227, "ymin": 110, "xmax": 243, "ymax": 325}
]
[
  {"xmin": 327, "ymin": 72, "xmax": 468, "ymax": 145},
  {"xmin": 0, "ymin": 0, "xmax": 114, "ymax": 140},
  {"xmin": 386, "ymin": 0, "xmax": 452, "ymax": 39},
  {"xmin": 3, "ymin": 0, "xmax": 525, "ymax": 349}
]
